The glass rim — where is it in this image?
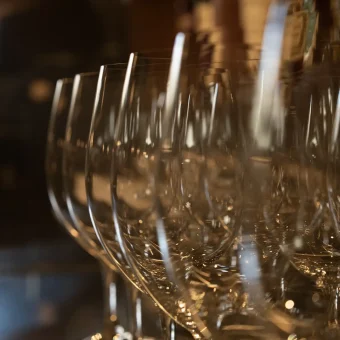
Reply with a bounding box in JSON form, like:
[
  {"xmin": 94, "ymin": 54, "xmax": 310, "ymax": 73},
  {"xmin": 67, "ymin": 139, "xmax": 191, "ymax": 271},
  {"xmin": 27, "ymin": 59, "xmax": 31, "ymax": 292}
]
[
  {"xmin": 56, "ymin": 77, "xmax": 73, "ymax": 84},
  {"xmin": 76, "ymin": 71, "xmax": 99, "ymax": 78}
]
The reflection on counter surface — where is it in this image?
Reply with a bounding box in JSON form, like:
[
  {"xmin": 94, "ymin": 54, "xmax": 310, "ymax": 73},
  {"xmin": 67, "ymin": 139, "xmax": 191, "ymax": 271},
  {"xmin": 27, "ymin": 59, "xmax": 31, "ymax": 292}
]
[
  {"xmin": 0, "ymin": 240, "xmax": 162, "ymax": 340},
  {"xmin": 0, "ymin": 240, "xmax": 102, "ymax": 340}
]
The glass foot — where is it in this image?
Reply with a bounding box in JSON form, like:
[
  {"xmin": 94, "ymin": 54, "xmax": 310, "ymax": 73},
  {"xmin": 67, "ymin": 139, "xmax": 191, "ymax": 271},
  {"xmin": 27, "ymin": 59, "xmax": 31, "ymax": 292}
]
[
  {"xmin": 83, "ymin": 326, "xmax": 133, "ymax": 340},
  {"xmin": 83, "ymin": 328, "xmax": 156, "ymax": 340}
]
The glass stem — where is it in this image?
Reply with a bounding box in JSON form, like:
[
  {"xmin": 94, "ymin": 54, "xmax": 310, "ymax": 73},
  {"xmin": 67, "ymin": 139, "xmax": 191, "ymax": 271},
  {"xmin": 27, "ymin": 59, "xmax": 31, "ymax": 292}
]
[
  {"xmin": 128, "ymin": 285, "xmax": 143, "ymax": 340},
  {"xmin": 100, "ymin": 263, "xmax": 119, "ymax": 339},
  {"xmin": 160, "ymin": 314, "xmax": 176, "ymax": 340},
  {"xmin": 159, "ymin": 313, "xmax": 196, "ymax": 339},
  {"xmin": 328, "ymin": 285, "xmax": 340, "ymax": 329}
]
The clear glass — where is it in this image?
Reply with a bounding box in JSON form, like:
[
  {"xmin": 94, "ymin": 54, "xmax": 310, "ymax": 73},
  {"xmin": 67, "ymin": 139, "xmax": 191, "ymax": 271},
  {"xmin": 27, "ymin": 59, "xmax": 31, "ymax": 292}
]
[
  {"xmin": 86, "ymin": 60, "xmax": 193, "ymax": 340},
  {"xmin": 261, "ymin": 67, "xmax": 340, "ymax": 338},
  {"xmin": 62, "ymin": 71, "xmax": 153, "ymax": 340},
  {"xmin": 85, "ymin": 65, "xmax": 141, "ymax": 285},
  {"xmin": 108, "ymin": 61, "xmax": 192, "ymax": 334},
  {"xmin": 129, "ymin": 20, "xmax": 322, "ymax": 340},
  {"xmin": 46, "ymin": 79, "xmax": 89, "ymax": 252},
  {"xmin": 106, "ymin": 54, "xmax": 278, "ymax": 338},
  {"xmin": 63, "ymin": 72, "xmax": 104, "ymax": 254},
  {"xmin": 46, "ymin": 78, "xmax": 122, "ymax": 339},
  {"xmin": 151, "ymin": 63, "xmax": 294, "ymax": 339}
]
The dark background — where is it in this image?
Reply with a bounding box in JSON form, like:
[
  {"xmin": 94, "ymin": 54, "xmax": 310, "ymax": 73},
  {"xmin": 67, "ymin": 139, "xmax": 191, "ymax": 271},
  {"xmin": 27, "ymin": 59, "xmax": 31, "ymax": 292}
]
[{"xmin": 0, "ymin": 0, "xmax": 176, "ymax": 338}]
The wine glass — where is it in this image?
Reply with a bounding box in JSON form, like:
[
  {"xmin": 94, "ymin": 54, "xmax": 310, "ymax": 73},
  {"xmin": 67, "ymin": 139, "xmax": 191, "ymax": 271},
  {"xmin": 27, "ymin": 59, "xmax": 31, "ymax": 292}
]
[
  {"xmin": 154, "ymin": 60, "xmax": 299, "ymax": 339},
  {"xmin": 86, "ymin": 61, "xmax": 170, "ymax": 281},
  {"xmin": 274, "ymin": 67, "xmax": 340, "ymax": 337},
  {"xmin": 86, "ymin": 58, "xmax": 198, "ymax": 340},
  {"xmin": 46, "ymin": 78, "xmax": 89, "ymax": 252},
  {"xmin": 225, "ymin": 2, "xmax": 327, "ymax": 335},
  {"xmin": 150, "ymin": 3, "xmax": 320, "ymax": 337},
  {"xmin": 65, "ymin": 65, "xmax": 189, "ymax": 339},
  {"xmin": 103, "ymin": 53, "xmax": 213, "ymax": 338},
  {"xmin": 238, "ymin": 73, "xmax": 327, "ymax": 338},
  {"xmin": 62, "ymin": 70, "xmax": 164, "ymax": 340},
  {"xmin": 46, "ymin": 77, "xmax": 127, "ymax": 340},
  {"xmin": 234, "ymin": 5, "xmax": 340, "ymax": 334},
  {"xmin": 105, "ymin": 41, "xmax": 285, "ymax": 339}
]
